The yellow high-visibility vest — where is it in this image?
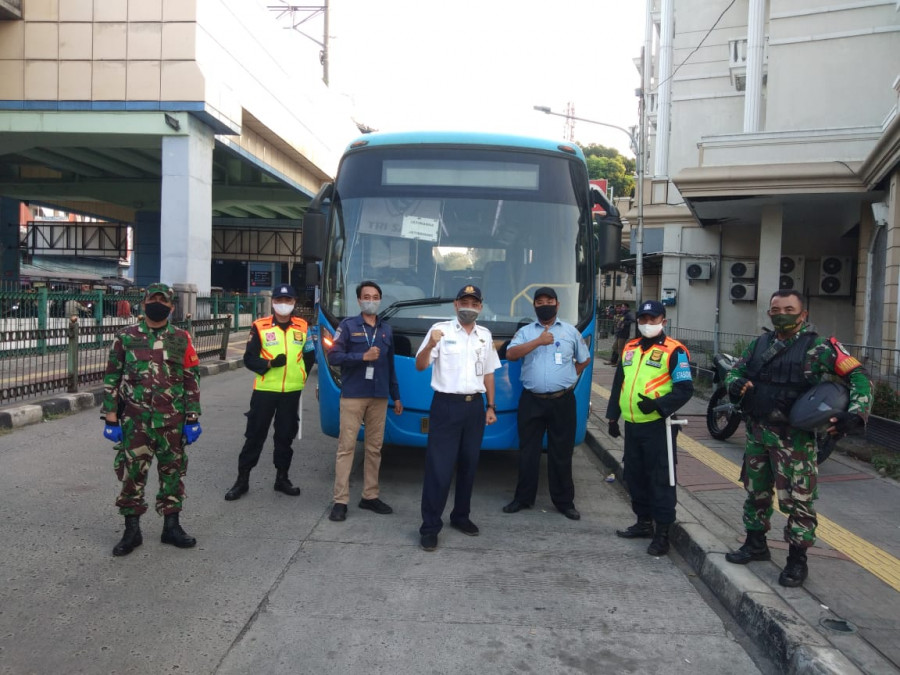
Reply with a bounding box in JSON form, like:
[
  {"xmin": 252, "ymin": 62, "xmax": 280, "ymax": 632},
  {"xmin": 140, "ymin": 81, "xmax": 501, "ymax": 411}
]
[
  {"xmin": 252, "ymin": 316, "xmax": 308, "ymax": 393},
  {"xmin": 618, "ymin": 336, "xmax": 688, "ymax": 423}
]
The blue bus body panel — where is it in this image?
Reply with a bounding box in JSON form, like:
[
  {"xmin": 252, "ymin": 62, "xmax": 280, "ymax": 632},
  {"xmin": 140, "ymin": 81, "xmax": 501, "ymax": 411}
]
[{"xmin": 345, "ymin": 131, "xmax": 587, "ymax": 161}]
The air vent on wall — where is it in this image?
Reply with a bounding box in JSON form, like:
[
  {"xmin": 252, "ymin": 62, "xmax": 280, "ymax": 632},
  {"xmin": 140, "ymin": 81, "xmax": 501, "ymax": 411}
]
[
  {"xmin": 780, "ymin": 255, "xmax": 805, "ymax": 291},
  {"xmin": 729, "ymin": 261, "xmax": 757, "ymax": 280},
  {"xmin": 819, "ymin": 256, "xmax": 851, "ymax": 296},
  {"xmin": 686, "ymin": 261, "xmax": 712, "ymax": 280},
  {"xmin": 730, "ymin": 283, "xmax": 757, "ymax": 301}
]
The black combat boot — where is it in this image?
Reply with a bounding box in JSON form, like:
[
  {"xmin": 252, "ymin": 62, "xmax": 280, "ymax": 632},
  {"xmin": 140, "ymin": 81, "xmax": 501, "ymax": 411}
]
[
  {"xmin": 224, "ymin": 469, "xmax": 251, "ymax": 501},
  {"xmin": 112, "ymin": 515, "xmax": 143, "ymax": 557},
  {"xmin": 274, "ymin": 469, "xmax": 301, "ymax": 496},
  {"xmin": 161, "ymin": 512, "xmax": 197, "ymax": 548},
  {"xmin": 647, "ymin": 523, "xmax": 671, "ymax": 556},
  {"xmin": 778, "ymin": 545, "xmax": 809, "ymax": 587},
  {"xmin": 725, "ymin": 530, "xmax": 771, "ymax": 564},
  {"xmin": 616, "ymin": 517, "xmax": 654, "ymax": 539}
]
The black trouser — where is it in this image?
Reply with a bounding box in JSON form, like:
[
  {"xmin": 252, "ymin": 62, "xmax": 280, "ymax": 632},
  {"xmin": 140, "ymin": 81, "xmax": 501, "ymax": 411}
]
[
  {"xmin": 513, "ymin": 389, "xmax": 576, "ymax": 510},
  {"xmin": 420, "ymin": 393, "xmax": 486, "ymax": 536},
  {"xmin": 623, "ymin": 418, "xmax": 677, "ymax": 525},
  {"xmin": 238, "ymin": 389, "xmax": 302, "ymax": 472}
]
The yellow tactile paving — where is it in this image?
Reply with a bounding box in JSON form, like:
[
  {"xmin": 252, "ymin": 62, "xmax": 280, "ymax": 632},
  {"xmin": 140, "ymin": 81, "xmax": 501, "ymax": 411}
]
[{"xmin": 591, "ymin": 382, "xmax": 900, "ymax": 592}]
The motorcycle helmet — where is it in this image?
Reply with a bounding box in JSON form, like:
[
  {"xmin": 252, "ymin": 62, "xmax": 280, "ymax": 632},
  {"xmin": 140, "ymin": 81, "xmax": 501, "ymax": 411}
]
[{"xmin": 789, "ymin": 381, "xmax": 850, "ymax": 431}]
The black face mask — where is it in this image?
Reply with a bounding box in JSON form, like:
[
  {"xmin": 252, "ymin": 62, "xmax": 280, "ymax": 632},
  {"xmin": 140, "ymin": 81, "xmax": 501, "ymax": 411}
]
[
  {"xmin": 535, "ymin": 305, "xmax": 558, "ymax": 323},
  {"xmin": 144, "ymin": 302, "xmax": 171, "ymax": 322}
]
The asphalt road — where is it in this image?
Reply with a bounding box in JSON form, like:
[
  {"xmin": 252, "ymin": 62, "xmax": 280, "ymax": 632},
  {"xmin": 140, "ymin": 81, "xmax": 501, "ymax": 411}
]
[{"xmin": 0, "ymin": 368, "xmax": 769, "ymax": 674}]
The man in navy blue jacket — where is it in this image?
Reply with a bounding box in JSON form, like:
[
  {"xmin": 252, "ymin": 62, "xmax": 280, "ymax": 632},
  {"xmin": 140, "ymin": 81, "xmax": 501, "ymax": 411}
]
[{"xmin": 327, "ymin": 281, "xmax": 403, "ymax": 522}]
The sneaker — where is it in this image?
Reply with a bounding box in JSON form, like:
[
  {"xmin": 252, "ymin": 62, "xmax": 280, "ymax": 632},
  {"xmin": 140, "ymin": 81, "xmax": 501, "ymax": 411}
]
[
  {"xmin": 450, "ymin": 519, "xmax": 480, "ymax": 536},
  {"xmin": 358, "ymin": 497, "xmax": 393, "ymax": 514},
  {"xmin": 328, "ymin": 503, "xmax": 347, "ymax": 522},
  {"xmin": 420, "ymin": 533, "xmax": 438, "ymax": 551}
]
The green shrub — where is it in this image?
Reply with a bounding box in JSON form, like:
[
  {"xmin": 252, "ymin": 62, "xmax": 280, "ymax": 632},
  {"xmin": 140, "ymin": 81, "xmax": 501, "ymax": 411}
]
[{"xmin": 871, "ymin": 381, "xmax": 900, "ymax": 421}]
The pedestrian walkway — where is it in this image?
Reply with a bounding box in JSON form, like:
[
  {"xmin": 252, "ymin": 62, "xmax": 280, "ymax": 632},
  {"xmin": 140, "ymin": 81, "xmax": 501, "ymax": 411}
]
[{"xmin": 586, "ymin": 361, "xmax": 900, "ymax": 674}]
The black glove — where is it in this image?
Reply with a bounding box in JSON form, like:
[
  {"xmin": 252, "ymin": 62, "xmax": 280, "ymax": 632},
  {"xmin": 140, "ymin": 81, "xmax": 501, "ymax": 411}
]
[
  {"xmin": 637, "ymin": 394, "xmax": 657, "ymax": 414},
  {"xmin": 831, "ymin": 411, "xmax": 864, "ymax": 434},
  {"xmin": 728, "ymin": 377, "xmax": 750, "ymax": 402},
  {"xmin": 269, "ymin": 354, "xmax": 287, "ymax": 368},
  {"xmin": 608, "ymin": 420, "xmax": 621, "ymax": 438}
]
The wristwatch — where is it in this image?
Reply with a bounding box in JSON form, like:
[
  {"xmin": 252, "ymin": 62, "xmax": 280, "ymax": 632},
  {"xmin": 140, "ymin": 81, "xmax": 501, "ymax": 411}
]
[{"xmin": 486, "ymin": 403, "xmax": 496, "ymax": 411}]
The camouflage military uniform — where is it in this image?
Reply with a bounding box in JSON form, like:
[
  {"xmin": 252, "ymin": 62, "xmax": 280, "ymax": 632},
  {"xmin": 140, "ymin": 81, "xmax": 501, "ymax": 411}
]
[
  {"xmin": 725, "ymin": 325, "xmax": 871, "ymax": 547},
  {"xmin": 102, "ymin": 317, "xmax": 201, "ymax": 517}
]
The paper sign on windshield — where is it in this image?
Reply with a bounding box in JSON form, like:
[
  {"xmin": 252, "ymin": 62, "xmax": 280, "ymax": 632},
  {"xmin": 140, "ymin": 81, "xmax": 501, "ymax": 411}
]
[{"xmin": 401, "ymin": 216, "xmax": 439, "ymax": 242}]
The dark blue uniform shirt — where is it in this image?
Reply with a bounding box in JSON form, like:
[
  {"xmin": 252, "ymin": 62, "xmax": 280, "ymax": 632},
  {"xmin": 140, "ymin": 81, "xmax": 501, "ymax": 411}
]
[{"xmin": 327, "ymin": 314, "xmax": 401, "ymax": 401}]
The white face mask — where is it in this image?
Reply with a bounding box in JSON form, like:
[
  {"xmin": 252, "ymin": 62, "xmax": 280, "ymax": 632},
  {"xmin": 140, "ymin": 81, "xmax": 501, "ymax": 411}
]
[
  {"xmin": 272, "ymin": 302, "xmax": 295, "ymax": 316},
  {"xmin": 638, "ymin": 322, "xmax": 664, "ymax": 338}
]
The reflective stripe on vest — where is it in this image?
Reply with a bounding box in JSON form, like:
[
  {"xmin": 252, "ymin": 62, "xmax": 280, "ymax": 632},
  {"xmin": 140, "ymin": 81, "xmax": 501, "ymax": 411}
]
[
  {"xmin": 253, "ymin": 316, "xmax": 308, "ymax": 392},
  {"xmin": 618, "ymin": 337, "xmax": 683, "ymax": 423}
]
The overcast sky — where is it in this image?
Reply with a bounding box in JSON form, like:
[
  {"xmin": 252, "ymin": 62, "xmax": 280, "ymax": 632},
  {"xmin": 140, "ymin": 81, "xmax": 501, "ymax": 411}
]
[{"xmin": 324, "ymin": 1, "xmax": 646, "ymax": 156}]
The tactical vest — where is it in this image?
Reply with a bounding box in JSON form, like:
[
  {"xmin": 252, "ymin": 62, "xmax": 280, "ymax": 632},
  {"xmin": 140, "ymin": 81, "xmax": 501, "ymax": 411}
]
[
  {"xmin": 252, "ymin": 316, "xmax": 308, "ymax": 393},
  {"xmin": 743, "ymin": 329, "xmax": 817, "ymax": 420},
  {"xmin": 618, "ymin": 336, "xmax": 687, "ymax": 423}
]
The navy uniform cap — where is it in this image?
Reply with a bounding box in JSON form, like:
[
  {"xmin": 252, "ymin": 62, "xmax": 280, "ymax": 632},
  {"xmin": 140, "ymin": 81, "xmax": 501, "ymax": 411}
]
[
  {"xmin": 456, "ymin": 285, "xmax": 483, "ymax": 301},
  {"xmin": 637, "ymin": 300, "xmax": 666, "ymax": 317},
  {"xmin": 272, "ymin": 284, "xmax": 297, "ymax": 299}
]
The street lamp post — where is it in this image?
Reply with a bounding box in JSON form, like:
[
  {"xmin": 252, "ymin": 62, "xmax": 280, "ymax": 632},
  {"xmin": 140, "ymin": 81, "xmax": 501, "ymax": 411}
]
[{"xmin": 533, "ymin": 106, "xmax": 644, "ymax": 308}]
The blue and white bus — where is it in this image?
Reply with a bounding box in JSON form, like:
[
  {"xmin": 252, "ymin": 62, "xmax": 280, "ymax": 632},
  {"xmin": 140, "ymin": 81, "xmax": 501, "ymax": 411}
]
[{"xmin": 302, "ymin": 131, "xmax": 621, "ymax": 450}]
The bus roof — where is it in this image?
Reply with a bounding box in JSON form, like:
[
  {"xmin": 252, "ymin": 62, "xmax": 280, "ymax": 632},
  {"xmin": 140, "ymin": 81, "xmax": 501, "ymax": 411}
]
[{"xmin": 344, "ymin": 131, "xmax": 586, "ymax": 160}]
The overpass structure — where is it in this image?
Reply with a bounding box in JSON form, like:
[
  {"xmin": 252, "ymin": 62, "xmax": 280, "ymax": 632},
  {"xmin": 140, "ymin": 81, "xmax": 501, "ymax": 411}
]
[{"xmin": 0, "ymin": 0, "xmax": 358, "ymax": 293}]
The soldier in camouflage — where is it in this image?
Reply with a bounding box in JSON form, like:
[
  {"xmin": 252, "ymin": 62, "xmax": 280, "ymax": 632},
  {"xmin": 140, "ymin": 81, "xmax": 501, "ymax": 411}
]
[
  {"xmin": 101, "ymin": 283, "xmax": 203, "ymax": 557},
  {"xmin": 724, "ymin": 289, "xmax": 872, "ymax": 587}
]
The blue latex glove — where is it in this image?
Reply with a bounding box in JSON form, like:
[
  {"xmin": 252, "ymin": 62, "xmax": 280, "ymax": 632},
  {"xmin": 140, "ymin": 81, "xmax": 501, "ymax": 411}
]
[
  {"xmin": 103, "ymin": 422, "xmax": 123, "ymax": 443},
  {"xmin": 183, "ymin": 422, "xmax": 203, "ymax": 445}
]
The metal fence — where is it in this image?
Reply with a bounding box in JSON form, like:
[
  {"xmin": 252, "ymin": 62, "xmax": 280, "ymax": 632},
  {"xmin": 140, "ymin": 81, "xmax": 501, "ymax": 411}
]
[{"xmin": 0, "ymin": 315, "xmax": 232, "ymax": 405}]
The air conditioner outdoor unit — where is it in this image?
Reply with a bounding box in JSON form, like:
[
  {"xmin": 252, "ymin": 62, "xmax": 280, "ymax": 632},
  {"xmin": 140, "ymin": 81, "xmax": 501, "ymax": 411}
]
[
  {"xmin": 819, "ymin": 256, "xmax": 852, "ymax": 296},
  {"xmin": 780, "ymin": 255, "xmax": 805, "ymax": 292},
  {"xmin": 730, "ymin": 282, "xmax": 757, "ymax": 301},
  {"xmin": 729, "ymin": 261, "xmax": 757, "ymax": 280},
  {"xmin": 686, "ymin": 261, "xmax": 712, "ymax": 280}
]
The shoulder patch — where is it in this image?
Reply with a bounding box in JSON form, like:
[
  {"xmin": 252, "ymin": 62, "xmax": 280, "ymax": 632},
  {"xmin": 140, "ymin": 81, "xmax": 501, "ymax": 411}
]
[{"xmin": 830, "ymin": 336, "xmax": 862, "ymax": 376}]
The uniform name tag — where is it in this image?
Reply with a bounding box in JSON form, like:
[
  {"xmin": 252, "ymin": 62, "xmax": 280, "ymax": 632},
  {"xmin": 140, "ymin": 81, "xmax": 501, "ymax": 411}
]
[
  {"xmin": 365, "ymin": 366, "xmax": 374, "ymax": 380},
  {"xmin": 554, "ymin": 352, "xmax": 563, "ymax": 365},
  {"xmin": 646, "ymin": 349, "xmax": 663, "ymax": 368}
]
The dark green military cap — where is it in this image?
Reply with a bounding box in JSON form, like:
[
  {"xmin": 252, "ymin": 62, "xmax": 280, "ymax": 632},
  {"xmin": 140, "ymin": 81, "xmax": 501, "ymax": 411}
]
[{"xmin": 145, "ymin": 283, "xmax": 175, "ymax": 302}]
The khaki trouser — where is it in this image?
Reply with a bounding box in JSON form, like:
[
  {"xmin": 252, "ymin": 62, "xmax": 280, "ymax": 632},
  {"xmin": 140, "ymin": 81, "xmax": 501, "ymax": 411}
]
[{"xmin": 333, "ymin": 397, "xmax": 389, "ymax": 504}]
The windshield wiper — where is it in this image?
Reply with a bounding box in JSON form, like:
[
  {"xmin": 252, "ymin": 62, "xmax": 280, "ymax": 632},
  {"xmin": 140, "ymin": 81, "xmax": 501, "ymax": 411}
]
[{"xmin": 379, "ymin": 296, "xmax": 455, "ymax": 320}]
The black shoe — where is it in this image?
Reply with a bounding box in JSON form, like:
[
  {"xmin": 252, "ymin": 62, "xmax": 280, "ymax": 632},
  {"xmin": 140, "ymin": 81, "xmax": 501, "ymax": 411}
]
[
  {"xmin": 420, "ymin": 533, "xmax": 438, "ymax": 551},
  {"xmin": 329, "ymin": 503, "xmax": 347, "ymax": 522},
  {"xmin": 647, "ymin": 523, "xmax": 671, "ymax": 556},
  {"xmin": 224, "ymin": 469, "xmax": 250, "ymax": 501},
  {"xmin": 359, "ymin": 498, "xmax": 393, "ymax": 514},
  {"xmin": 725, "ymin": 530, "xmax": 771, "ymax": 565},
  {"xmin": 112, "ymin": 515, "xmax": 142, "ymax": 557},
  {"xmin": 274, "ymin": 469, "xmax": 301, "ymax": 496},
  {"xmin": 160, "ymin": 512, "xmax": 196, "ymax": 549},
  {"xmin": 560, "ymin": 507, "xmax": 581, "ymax": 521},
  {"xmin": 778, "ymin": 545, "xmax": 809, "ymax": 587},
  {"xmin": 502, "ymin": 500, "xmax": 531, "ymax": 514},
  {"xmin": 450, "ymin": 519, "xmax": 480, "ymax": 536},
  {"xmin": 616, "ymin": 518, "xmax": 654, "ymax": 538}
]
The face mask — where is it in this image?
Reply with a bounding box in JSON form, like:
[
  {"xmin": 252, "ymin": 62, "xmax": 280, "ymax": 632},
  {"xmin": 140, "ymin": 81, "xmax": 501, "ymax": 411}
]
[
  {"xmin": 272, "ymin": 302, "xmax": 295, "ymax": 316},
  {"xmin": 638, "ymin": 322, "xmax": 663, "ymax": 338},
  {"xmin": 144, "ymin": 302, "xmax": 171, "ymax": 322},
  {"xmin": 360, "ymin": 300, "xmax": 380, "ymax": 316},
  {"xmin": 771, "ymin": 313, "xmax": 803, "ymax": 332},
  {"xmin": 457, "ymin": 308, "xmax": 479, "ymax": 325},
  {"xmin": 535, "ymin": 305, "xmax": 558, "ymax": 323}
]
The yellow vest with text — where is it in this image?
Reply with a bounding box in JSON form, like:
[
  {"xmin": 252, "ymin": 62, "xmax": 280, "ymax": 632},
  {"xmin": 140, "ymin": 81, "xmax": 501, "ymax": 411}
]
[
  {"xmin": 252, "ymin": 316, "xmax": 308, "ymax": 392},
  {"xmin": 618, "ymin": 336, "xmax": 688, "ymax": 423}
]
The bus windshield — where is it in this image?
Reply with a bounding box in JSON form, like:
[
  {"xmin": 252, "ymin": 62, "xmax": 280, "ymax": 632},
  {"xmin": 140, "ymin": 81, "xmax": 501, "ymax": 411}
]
[{"xmin": 321, "ymin": 145, "xmax": 594, "ymax": 338}]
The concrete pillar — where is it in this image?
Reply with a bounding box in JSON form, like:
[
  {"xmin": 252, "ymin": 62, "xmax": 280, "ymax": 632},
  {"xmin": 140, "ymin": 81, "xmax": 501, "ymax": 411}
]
[
  {"xmin": 1, "ymin": 198, "xmax": 21, "ymax": 284},
  {"xmin": 654, "ymin": 0, "xmax": 674, "ymax": 177},
  {"xmin": 133, "ymin": 210, "xmax": 161, "ymax": 288},
  {"xmin": 259, "ymin": 289, "xmax": 272, "ymax": 317},
  {"xmin": 173, "ymin": 282, "xmax": 198, "ymax": 321},
  {"xmin": 757, "ymin": 203, "xmax": 783, "ymax": 325},
  {"xmin": 743, "ymin": 0, "xmax": 766, "ymax": 133},
  {"xmin": 160, "ymin": 116, "xmax": 214, "ymax": 294}
]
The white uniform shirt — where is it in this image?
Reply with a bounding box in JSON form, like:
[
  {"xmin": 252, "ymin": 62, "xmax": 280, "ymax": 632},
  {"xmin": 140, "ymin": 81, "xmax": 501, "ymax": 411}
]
[{"xmin": 417, "ymin": 320, "xmax": 501, "ymax": 394}]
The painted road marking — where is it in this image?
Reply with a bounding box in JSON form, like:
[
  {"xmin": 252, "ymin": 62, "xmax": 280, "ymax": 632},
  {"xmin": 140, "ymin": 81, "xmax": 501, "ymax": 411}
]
[{"xmin": 592, "ymin": 382, "xmax": 900, "ymax": 592}]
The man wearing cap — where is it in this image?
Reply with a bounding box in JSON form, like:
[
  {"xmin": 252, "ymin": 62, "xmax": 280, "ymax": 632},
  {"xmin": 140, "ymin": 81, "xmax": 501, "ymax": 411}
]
[
  {"xmin": 224, "ymin": 284, "xmax": 308, "ymax": 501},
  {"xmin": 503, "ymin": 287, "xmax": 591, "ymax": 520},
  {"xmin": 101, "ymin": 283, "xmax": 202, "ymax": 556},
  {"xmin": 605, "ymin": 300, "xmax": 693, "ymax": 556},
  {"xmin": 327, "ymin": 281, "xmax": 402, "ymax": 522},
  {"xmin": 415, "ymin": 285, "xmax": 501, "ymax": 551}
]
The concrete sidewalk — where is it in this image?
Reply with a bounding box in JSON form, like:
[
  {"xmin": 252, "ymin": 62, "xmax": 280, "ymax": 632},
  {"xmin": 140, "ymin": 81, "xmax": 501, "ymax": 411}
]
[{"xmin": 586, "ymin": 362, "xmax": 900, "ymax": 675}]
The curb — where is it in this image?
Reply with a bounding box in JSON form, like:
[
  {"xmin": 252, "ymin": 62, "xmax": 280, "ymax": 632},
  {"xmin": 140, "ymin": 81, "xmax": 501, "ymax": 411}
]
[
  {"xmin": 0, "ymin": 357, "xmax": 245, "ymax": 431},
  {"xmin": 584, "ymin": 428, "xmax": 864, "ymax": 675}
]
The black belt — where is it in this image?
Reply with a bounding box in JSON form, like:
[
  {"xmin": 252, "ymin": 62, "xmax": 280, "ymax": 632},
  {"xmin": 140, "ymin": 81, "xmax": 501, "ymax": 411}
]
[
  {"xmin": 435, "ymin": 392, "xmax": 482, "ymax": 402},
  {"xmin": 528, "ymin": 386, "xmax": 575, "ymax": 400}
]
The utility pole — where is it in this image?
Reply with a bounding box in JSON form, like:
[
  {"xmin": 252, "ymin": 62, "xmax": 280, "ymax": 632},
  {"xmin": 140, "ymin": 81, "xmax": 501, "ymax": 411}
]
[{"xmin": 268, "ymin": 3, "xmax": 329, "ymax": 84}]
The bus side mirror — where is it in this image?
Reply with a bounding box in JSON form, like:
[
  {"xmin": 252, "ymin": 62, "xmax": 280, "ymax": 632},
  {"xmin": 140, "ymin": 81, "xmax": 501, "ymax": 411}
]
[
  {"xmin": 302, "ymin": 212, "xmax": 327, "ymax": 261},
  {"xmin": 304, "ymin": 262, "xmax": 321, "ymax": 287}
]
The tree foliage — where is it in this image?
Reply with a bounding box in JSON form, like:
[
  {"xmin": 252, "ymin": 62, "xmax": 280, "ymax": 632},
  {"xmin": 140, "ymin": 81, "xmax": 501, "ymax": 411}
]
[{"xmin": 580, "ymin": 143, "xmax": 635, "ymax": 199}]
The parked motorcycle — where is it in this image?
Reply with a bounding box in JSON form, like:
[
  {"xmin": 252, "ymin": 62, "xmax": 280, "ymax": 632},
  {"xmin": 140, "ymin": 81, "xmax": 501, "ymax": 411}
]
[{"xmin": 707, "ymin": 352, "xmax": 837, "ymax": 464}]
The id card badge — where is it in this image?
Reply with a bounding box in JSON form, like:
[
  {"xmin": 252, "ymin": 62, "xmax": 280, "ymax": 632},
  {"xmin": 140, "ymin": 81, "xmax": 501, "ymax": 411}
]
[
  {"xmin": 554, "ymin": 351, "xmax": 563, "ymax": 365},
  {"xmin": 475, "ymin": 361, "xmax": 484, "ymax": 376},
  {"xmin": 365, "ymin": 366, "xmax": 375, "ymax": 380}
]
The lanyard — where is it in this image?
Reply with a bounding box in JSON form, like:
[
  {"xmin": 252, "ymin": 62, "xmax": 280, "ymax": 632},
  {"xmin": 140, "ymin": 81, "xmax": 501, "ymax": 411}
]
[{"xmin": 363, "ymin": 322, "xmax": 376, "ymax": 349}]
